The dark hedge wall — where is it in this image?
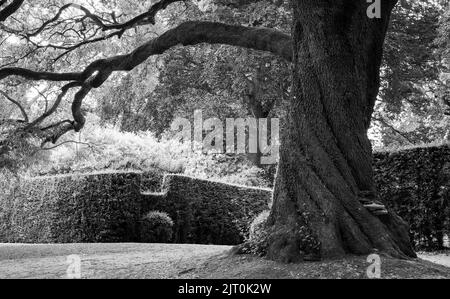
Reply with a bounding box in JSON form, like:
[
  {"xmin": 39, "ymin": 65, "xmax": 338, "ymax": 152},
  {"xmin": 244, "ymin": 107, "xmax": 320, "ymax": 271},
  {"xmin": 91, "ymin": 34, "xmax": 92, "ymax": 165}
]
[
  {"xmin": 0, "ymin": 171, "xmax": 270, "ymax": 245},
  {"xmin": 1, "ymin": 145, "xmax": 447, "ymax": 248},
  {"xmin": 374, "ymin": 145, "xmax": 450, "ymax": 250},
  {"xmin": 141, "ymin": 169, "xmax": 165, "ymax": 193},
  {"xmin": 0, "ymin": 171, "xmax": 146, "ymax": 243},
  {"xmin": 142, "ymin": 175, "xmax": 271, "ymax": 245}
]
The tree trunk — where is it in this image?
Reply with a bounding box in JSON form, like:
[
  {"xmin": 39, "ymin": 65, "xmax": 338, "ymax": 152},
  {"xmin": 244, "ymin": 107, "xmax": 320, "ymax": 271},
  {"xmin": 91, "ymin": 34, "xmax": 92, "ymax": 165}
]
[{"xmin": 266, "ymin": 0, "xmax": 416, "ymax": 262}]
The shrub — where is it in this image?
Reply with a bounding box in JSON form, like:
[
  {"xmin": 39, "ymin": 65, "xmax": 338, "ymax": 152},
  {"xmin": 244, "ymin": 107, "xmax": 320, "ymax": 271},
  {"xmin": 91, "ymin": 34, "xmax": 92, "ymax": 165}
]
[
  {"xmin": 140, "ymin": 211, "xmax": 174, "ymax": 243},
  {"xmin": 241, "ymin": 210, "xmax": 271, "ymax": 256},
  {"xmin": 182, "ymin": 150, "xmax": 270, "ymax": 187},
  {"xmin": 24, "ymin": 116, "xmax": 188, "ymax": 176},
  {"xmin": 27, "ymin": 116, "xmax": 269, "ymax": 188},
  {"xmin": 249, "ymin": 210, "xmax": 270, "ymax": 241}
]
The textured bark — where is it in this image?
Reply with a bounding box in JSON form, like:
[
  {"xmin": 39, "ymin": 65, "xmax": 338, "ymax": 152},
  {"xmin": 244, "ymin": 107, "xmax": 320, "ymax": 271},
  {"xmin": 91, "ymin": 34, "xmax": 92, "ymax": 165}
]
[{"xmin": 266, "ymin": 0, "xmax": 416, "ymax": 262}]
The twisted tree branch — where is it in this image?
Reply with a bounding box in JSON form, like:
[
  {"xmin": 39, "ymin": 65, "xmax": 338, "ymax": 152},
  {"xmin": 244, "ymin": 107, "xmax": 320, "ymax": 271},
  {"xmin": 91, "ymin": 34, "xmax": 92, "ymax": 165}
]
[
  {"xmin": 1, "ymin": 20, "xmax": 292, "ymax": 145},
  {"xmin": 1, "ymin": 21, "xmax": 292, "ymax": 82}
]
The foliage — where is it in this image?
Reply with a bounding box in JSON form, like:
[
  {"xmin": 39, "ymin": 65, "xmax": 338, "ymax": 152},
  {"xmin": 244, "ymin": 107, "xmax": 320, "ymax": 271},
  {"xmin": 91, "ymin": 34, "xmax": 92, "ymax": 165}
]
[
  {"xmin": 371, "ymin": 0, "xmax": 450, "ymax": 148},
  {"xmin": 140, "ymin": 211, "xmax": 174, "ymax": 243},
  {"xmin": 97, "ymin": 0, "xmax": 290, "ymax": 165},
  {"xmin": 241, "ymin": 210, "xmax": 270, "ymax": 256},
  {"xmin": 27, "ymin": 116, "xmax": 185, "ymax": 175},
  {"xmin": 0, "ymin": 0, "xmax": 448, "ymax": 169},
  {"xmin": 26, "ymin": 115, "xmax": 271, "ymax": 187},
  {"xmin": 374, "ymin": 144, "xmax": 450, "ymax": 250},
  {"xmin": 0, "ymin": 0, "xmax": 176, "ymax": 170},
  {"xmin": 436, "ymin": 2, "xmax": 450, "ymax": 67},
  {"xmin": 0, "ymin": 122, "xmax": 42, "ymax": 172}
]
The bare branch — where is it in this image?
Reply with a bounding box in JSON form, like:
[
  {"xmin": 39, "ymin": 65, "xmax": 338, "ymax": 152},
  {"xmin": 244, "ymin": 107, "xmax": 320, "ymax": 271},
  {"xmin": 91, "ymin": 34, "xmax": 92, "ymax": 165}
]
[
  {"xmin": 0, "ymin": 68, "xmax": 83, "ymax": 81},
  {"xmin": 40, "ymin": 119, "xmax": 73, "ymax": 131},
  {"xmin": 28, "ymin": 0, "xmax": 184, "ymax": 37},
  {"xmin": 0, "ymin": 90, "xmax": 28, "ymax": 122},
  {"xmin": 372, "ymin": 116, "xmax": 414, "ymax": 145},
  {"xmin": 1, "ymin": 0, "xmax": 184, "ymax": 62},
  {"xmin": 26, "ymin": 82, "xmax": 81, "ymax": 129},
  {"xmin": 40, "ymin": 140, "xmax": 97, "ymax": 151}
]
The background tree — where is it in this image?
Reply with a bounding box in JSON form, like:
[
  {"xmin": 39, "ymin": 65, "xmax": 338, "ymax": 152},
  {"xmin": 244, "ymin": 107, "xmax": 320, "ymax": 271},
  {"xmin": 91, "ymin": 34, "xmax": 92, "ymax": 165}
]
[
  {"xmin": 371, "ymin": 0, "xmax": 450, "ymax": 147},
  {"xmin": 98, "ymin": 0, "xmax": 291, "ymax": 166}
]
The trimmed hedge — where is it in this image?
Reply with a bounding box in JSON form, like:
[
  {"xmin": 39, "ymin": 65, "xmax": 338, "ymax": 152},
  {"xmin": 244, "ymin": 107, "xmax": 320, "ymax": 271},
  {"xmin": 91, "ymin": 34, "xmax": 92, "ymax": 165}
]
[
  {"xmin": 1, "ymin": 145, "xmax": 447, "ymax": 248},
  {"xmin": 0, "ymin": 171, "xmax": 270, "ymax": 245},
  {"xmin": 140, "ymin": 169, "xmax": 165, "ymax": 193},
  {"xmin": 142, "ymin": 175, "xmax": 271, "ymax": 245},
  {"xmin": 374, "ymin": 145, "xmax": 450, "ymax": 250},
  {"xmin": 0, "ymin": 171, "xmax": 147, "ymax": 243}
]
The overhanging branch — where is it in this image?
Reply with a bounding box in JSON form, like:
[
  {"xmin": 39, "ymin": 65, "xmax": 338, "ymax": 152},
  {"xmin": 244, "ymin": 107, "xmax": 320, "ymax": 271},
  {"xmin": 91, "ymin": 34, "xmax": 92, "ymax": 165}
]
[
  {"xmin": 1, "ymin": 20, "xmax": 292, "ymax": 145},
  {"xmin": 1, "ymin": 21, "xmax": 292, "ymax": 82}
]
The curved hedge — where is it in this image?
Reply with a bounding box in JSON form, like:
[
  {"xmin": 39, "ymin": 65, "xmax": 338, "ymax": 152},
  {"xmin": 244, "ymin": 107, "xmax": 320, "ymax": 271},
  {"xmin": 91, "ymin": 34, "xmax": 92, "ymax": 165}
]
[
  {"xmin": 1, "ymin": 145, "xmax": 447, "ymax": 249},
  {"xmin": 142, "ymin": 175, "xmax": 271, "ymax": 245},
  {"xmin": 374, "ymin": 145, "xmax": 450, "ymax": 250}
]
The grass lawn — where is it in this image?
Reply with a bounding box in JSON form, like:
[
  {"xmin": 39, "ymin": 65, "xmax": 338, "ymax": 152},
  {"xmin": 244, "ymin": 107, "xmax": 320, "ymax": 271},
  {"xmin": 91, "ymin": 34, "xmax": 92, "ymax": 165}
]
[{"xmin": 0, "ymin": 243, "xmax": 448, "ymax": 279}]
